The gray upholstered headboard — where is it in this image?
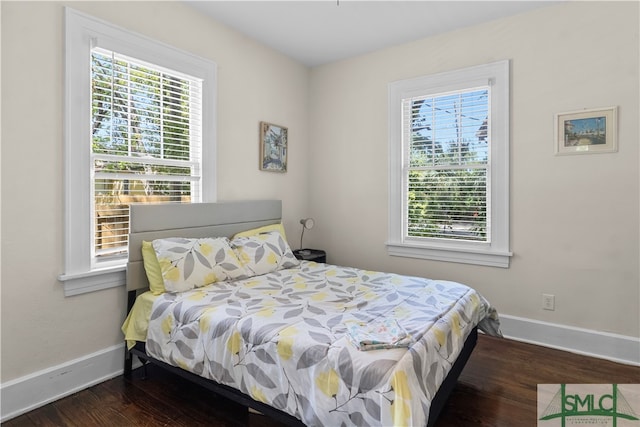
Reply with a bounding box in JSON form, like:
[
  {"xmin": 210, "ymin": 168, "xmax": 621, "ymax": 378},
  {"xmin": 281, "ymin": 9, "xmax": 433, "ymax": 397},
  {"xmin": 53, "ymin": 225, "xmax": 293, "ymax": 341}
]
[{"xmin": 126, "ymin": 200, "xmax": 282, "ymax": 292}]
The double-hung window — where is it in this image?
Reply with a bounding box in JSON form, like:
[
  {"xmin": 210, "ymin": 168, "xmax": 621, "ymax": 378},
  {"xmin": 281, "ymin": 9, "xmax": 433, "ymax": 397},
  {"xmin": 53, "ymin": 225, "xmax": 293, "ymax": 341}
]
[
  {"xmin": 388, "ymin": 61, "xmax": 511, "ymax": 267},
  {"xmin": 91, "ymin": 48, "xmax": 203, "ymax": 259},
  {"xmin": 61, "ymin": 8, "xmax": 217, "ymax": 295}
]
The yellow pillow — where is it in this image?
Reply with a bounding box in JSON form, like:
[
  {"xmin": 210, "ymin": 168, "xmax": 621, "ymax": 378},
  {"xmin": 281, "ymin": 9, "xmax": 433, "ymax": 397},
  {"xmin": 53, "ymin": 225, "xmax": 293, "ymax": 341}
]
[
  {"xmin": 142, "ymin": 241, "xmax": 166, "ymax": 295},
  {"xmin": 233, "ymin": 223, "xmax": 287, "ymax": 242}
]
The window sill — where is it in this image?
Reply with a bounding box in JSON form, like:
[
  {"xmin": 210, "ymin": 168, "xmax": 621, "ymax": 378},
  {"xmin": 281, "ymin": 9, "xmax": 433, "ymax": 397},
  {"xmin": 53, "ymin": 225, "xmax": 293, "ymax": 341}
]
[
  {"xmin": 58, "ymin": 265, "xmax": 126, "ymax": 296},
  {"xmin": 386, "ymin": 242, "xmax": 512, "ymax": 268}
]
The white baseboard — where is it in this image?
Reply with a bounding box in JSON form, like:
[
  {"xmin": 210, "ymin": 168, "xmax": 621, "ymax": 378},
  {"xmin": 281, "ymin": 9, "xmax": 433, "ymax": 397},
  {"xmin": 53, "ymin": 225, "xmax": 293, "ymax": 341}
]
[
  {"xmin": 0, "ymin": 343, "xmax": 139, "ymax": 422},
  {"xmin": 1, "ymin": 317, "xmax": 638, "ymax": 422},
  {"xmin": 499, "ymin": 314, "xmax": 640, "ymax": 366}
]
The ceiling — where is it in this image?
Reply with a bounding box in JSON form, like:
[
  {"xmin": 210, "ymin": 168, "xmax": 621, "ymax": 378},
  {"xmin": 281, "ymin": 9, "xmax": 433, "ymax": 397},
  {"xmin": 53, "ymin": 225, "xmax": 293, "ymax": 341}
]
[{"xmin": 185, "ymin": 1, "xmax": 558, "ymax": 67}]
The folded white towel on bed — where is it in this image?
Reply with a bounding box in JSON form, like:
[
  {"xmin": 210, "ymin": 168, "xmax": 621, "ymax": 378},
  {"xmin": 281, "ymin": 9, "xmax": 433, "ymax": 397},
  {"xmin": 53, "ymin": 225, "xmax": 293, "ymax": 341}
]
[{"xmin": 347, "ymin": 318, "xmax": 414, "ymax": 351}]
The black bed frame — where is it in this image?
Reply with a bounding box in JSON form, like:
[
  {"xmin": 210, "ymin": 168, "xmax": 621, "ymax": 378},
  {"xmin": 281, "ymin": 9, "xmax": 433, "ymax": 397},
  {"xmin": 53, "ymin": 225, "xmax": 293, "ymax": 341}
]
[{"xmin": 122, "ymin": 201, "xmax": 478, "ymax": 426}]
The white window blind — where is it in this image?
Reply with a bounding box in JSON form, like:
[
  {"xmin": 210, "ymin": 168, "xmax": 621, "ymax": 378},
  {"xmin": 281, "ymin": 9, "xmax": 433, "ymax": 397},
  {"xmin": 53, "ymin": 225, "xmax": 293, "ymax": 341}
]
[
  {"xmin": 388, "ymin": 60, "xmax": 511, "ymax": 267},
  {"xmin": 404, "ymin": 88, "xmax": 489, "ymax": 242},
  {"xmin": 91, "ymin": 48, "xmax": 203, "ymax": 260}
]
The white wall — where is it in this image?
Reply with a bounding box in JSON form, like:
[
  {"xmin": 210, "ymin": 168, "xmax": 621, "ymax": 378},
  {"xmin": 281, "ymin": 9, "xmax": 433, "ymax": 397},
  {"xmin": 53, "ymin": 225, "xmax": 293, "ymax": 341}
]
[
  {"xmin": 308, "ymin": 1, "xmax": 639, "ymax": 339},
  {"xmin": 1, "ymin": 1, "xmax": 309, "ymax": 383}
]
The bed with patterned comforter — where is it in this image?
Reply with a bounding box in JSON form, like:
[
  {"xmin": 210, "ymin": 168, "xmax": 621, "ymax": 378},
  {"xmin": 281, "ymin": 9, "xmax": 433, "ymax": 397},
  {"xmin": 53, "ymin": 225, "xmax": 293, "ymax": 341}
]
[{"xmin": 144, "ymin": 260, "xmax": 501, "ymax": 427}]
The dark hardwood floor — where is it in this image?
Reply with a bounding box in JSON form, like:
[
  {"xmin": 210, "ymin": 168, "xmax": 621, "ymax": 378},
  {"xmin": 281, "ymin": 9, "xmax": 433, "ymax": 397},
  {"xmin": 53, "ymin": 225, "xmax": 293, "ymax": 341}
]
[{"xmin": 5, "ymin": 335, "xmax": 639, "ymax": 426}]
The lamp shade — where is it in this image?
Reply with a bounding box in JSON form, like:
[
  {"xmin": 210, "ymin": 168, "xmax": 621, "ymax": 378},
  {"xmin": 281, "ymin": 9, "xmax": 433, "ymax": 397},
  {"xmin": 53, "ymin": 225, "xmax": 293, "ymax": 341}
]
[{"xmin": 300, "ymin": 218, "xmax": 315, "ymax": 230}]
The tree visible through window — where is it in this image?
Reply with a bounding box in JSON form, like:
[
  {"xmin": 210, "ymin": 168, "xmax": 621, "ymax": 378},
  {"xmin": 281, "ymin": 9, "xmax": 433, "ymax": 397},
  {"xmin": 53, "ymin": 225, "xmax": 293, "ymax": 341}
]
[
  {"xmin": 91, "ymin": 48, "xmax": 202, "ymax": 258},
  {"xmin": 406, "ymin": 89, "xmax": 489, "ymax": 242}
]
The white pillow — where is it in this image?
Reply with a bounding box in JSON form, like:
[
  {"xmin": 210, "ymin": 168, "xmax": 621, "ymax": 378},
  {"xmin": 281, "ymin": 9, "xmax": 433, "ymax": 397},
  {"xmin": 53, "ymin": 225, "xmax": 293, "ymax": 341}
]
[{"xmin": 152, "ymin": 237, "xmax": 247, "ymax": 293}]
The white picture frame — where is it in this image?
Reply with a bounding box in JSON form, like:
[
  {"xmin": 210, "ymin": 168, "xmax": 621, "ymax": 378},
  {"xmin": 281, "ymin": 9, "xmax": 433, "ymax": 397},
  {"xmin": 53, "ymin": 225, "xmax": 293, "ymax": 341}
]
[{"xmin": 555, "ymin": 107, "xmax": 617, "ymax": 155}]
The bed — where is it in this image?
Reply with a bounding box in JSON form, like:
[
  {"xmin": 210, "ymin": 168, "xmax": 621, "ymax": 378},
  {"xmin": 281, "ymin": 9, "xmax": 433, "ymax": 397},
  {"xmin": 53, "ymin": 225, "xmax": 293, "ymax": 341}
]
[{"xmin": 122, "ymin": 200, "xmax": 501, "ymax": 426}]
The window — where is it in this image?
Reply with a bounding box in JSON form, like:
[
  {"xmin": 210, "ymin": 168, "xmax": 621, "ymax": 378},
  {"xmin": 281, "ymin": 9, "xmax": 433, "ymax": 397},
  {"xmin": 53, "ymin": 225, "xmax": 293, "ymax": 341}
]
[
  {"xmin": 91, "ymin": 48, "xmax": 203, "ymax": 259},
  {"xmin": 60, "ymin": 8, "xmax": 217, "ymax": 295},
  {"xmin": 388, "ymin": 61, "xmax": 511, "ymax": 267}
]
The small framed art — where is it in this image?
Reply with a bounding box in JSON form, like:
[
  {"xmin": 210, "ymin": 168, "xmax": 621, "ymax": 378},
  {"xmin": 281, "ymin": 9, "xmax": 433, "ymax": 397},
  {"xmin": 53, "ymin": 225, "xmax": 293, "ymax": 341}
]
[
  {"xmin": 260, "ymin": 121, "xmax": 288, "ymax": 172},
  {"xmin": 555, "ymin": 107, "xmax": 617, "ymax": 155}
]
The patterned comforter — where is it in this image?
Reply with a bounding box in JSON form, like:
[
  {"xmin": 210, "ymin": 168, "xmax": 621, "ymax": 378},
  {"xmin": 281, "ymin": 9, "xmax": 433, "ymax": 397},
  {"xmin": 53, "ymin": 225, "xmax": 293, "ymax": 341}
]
[{"xmin": 146, "ymin": 261, "xmax": 501, "ymax": 426}]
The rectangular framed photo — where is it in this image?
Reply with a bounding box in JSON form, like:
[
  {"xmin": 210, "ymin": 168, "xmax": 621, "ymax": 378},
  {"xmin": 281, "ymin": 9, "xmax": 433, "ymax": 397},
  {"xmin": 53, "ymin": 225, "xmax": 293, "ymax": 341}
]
[
  {"xmin": 555, "ymin": 107, "xmax": 617, "ymax": 155},
  {"xmin": 259, "ymin": 121, "xmax": 288, "ymax": 172}
]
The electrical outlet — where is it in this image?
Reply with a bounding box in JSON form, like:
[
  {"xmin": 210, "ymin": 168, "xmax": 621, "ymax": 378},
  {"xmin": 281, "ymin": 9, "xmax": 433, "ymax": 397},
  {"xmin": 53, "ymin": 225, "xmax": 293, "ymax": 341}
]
[{"xmin": 542, "ymin": 294, "xmax": 555, "ymax": 311}]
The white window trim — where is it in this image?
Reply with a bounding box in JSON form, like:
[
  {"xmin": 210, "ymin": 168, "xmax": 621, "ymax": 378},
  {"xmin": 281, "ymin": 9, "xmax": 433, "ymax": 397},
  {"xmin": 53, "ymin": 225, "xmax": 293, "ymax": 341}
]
[
  {"xmin": 60, "ymin": 8, "xmax": 217, "ymax": 295},
  {"xmin": 387, "ymin": 60, "xmax": 512, "ymax": 268}
]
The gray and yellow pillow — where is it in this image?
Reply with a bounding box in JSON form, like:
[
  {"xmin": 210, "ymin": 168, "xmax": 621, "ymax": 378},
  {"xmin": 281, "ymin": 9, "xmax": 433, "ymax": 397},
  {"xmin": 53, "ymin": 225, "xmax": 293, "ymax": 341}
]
[
  {"xmin": 231, "ymin": 231, "xmax": 299, "ymax": 276},
  {"xmin": 151, "ymin": 237, "xmax": 247, "ymax": 293},
  {"xmin": 140, "ymin": 225, "xmax": 297, "ymax": 294}
]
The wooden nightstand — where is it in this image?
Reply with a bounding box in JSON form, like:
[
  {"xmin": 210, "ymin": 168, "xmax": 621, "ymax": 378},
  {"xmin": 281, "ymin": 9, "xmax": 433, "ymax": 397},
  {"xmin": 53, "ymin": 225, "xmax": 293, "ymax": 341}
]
[{"xmin": 293, "ymin": 249, "xmax": 326, "ymax": 263}]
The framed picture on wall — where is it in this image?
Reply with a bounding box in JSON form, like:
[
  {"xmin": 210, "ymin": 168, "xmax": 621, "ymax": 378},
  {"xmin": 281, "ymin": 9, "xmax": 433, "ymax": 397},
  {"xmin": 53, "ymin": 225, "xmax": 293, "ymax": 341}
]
[
  {"xmin": 259, "ymin": 121, "xmax": 288, "ymax": 172},
  {"xmin": 555, "ymin": 107, "xmax": 617, "ymax": 155}
]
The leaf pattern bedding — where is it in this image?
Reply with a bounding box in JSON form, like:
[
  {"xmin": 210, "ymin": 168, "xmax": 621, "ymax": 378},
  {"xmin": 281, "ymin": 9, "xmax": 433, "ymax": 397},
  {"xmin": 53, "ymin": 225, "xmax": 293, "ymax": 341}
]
[{"xmin": 145, "ymin": 261, "xmax": 501, "ymax": 426}]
